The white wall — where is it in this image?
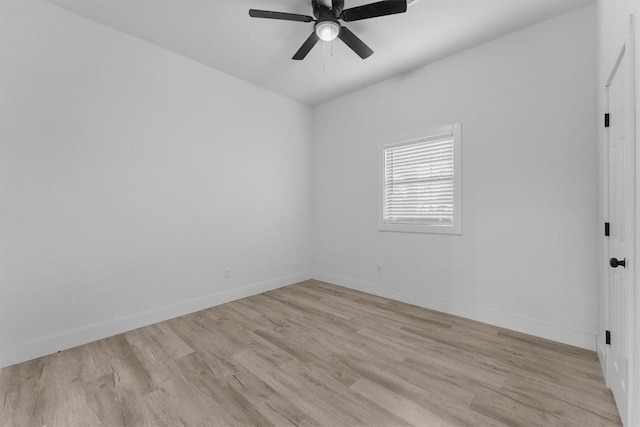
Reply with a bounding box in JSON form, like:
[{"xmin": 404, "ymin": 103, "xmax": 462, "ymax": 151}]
[
  {"xmin": 312, "ymin": 5, "xmax": 599, "ymax": 350},
  {"xmin": 596, "ymin": 1, "xmax": 640, "ymax": 424},
  {"xmin": 0, "ymin": 0, "xmax": 606, "ymax": 370},
  {"xmin": 0, "ymin": 0, "xmax": 313, "ymax": 367}
]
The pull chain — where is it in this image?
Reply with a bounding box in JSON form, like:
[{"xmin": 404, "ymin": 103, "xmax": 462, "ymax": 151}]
[{"xmin": 322, "ymin": 41, "xmax": 325, "ymax": 72}]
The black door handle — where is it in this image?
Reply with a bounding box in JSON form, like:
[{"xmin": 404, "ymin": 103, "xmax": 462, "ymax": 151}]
[{"xmin": 610, "ymin": 257, "xmax": 626, "ymax": 268}]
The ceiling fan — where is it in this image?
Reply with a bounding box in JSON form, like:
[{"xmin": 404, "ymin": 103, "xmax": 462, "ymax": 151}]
[{"xmin": 248, "ymin": 0, "xmax": 408, "ymax": 60}]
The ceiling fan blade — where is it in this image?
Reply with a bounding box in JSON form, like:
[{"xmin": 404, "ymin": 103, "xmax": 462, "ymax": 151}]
[
  {"xmin": 338, "ymin": 26, "xmax": 373, "ymax": 59},
  {"xmin": 292, "ymin": 32, "xmax": 320, "ymax": 60},
  {"xmin": 340, "ymin": 0, "xmax": 407, "ymax": 22},
  {"xmin": 249, "ymin": 9, "xmax": 314, "ymax": 22}
]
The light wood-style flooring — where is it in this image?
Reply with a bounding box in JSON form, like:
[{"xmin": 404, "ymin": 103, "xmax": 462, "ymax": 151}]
[{"xmin": 0, "ymin": 280, "xmax": 621, "ymax": 426}]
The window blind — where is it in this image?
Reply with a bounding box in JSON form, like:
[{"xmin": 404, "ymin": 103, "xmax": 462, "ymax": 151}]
[{"xmin": 383, "ymin": 134, "xmax": 455, "ymax": 226}]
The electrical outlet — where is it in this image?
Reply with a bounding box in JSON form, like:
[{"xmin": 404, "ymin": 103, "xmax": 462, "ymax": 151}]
[
  {"xmin": 377, "ymin": 264, "xmax": 382, "ymax": 274},
  {"xmin": 224, "ymin": 268, "xmax": 231, "ymax": 279}
]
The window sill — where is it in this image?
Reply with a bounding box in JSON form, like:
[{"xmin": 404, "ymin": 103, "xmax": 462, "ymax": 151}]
[{"xmin": 378, "ymin": 223, "xmax": 462, "ymax": 235}]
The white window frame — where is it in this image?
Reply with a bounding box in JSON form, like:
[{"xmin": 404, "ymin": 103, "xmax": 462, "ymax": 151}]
[{"xmin": 378, "ymin": 123, "xmax": 462, "ymax": 235}]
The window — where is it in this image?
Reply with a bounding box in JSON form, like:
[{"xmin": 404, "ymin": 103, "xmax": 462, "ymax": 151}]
[{"xmin": 379, "ymin": 123, "xmax": 462, "ymax": 234}]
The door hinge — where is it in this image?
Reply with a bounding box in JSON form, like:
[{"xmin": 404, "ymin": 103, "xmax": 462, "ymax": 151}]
[
  {"xmin": 604, "ymin": 113, "xmax": 610, "ymax": 128},
  {"xmin": 606, "ymin": 330, "xmax": 611, "ymax": 345},
  {"xmin": 605, "ymin": 222, "xmax": 610, "ymax": 236}
]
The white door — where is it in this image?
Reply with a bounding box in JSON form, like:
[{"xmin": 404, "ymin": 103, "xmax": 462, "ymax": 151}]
[{"xmin": 607, "ymin": 38, "xmax": 635, "ymax": 427}]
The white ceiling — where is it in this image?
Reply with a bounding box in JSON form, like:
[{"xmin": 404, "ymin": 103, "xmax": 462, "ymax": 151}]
[{"xmin": 50, "ymin": 0, "xmax": 593, "ymax": 106}]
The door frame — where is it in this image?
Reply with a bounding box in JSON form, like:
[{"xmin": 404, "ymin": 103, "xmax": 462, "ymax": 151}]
[
  {"xmin": 603, "ymin": 13, "xmax": 638, "ymax": 426},
  {"xmin": 632, "ymin": 12, "xmax": 640, "ymax": 426}
]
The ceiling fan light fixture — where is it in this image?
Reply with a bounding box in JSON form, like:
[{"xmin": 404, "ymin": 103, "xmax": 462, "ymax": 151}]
[{"xmin": 315, "ymin": 21, "xmax": 340, "ymax": 41}]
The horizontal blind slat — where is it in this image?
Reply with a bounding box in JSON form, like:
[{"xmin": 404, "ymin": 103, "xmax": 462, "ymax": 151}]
[
  {"xmin": 387, "ymin": 138, "xmax": 453, "ymax": 154},
  {"xmin": 386, "ymin": 163, "xmax": 453, "ymax": 175},
  {"xmin": 386, "ymin": 148, "xmax": 453, "ymax": 163},
  {"xmin": 385, "ymin": 182, "xmax": 454, "ymax": 192},
  {"xmin": 387, "ymin": 171, "xmax": 453, "ymax": 180}
]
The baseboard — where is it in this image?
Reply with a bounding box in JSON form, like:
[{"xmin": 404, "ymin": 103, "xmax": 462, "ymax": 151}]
[
  {"xmin": 312, "ymin": 271, "xmax": 597, "ymax": 351},
  {"xmin": 2, "ymin": 271, "xmax": 312, "ymax": 368}
]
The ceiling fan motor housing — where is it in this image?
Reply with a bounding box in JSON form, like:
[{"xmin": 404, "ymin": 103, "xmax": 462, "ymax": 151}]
[{"xmin": 312, "ymin": 0, "xmax": 345, "ymax": 18}]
